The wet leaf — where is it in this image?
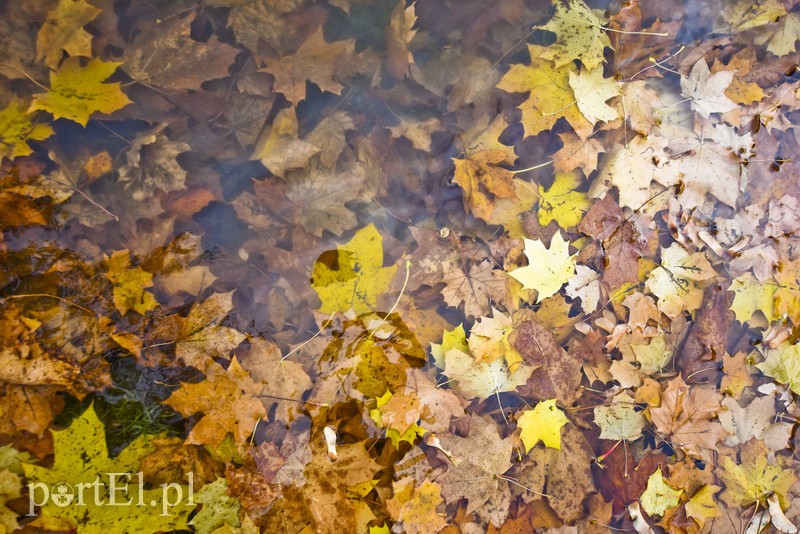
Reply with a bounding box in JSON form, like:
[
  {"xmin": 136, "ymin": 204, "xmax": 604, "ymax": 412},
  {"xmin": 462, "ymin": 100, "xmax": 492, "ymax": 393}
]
[
  {"xmin": 441, "ymin": 260, "xmax": 506, "ymax": 319},
  {"xmin": 536, "ymin": 0, "xmax": 611, "ymax": 71},
  {"xmin": 640, "ymin": 467, "xmax": 682, "ymax": 517},
  {"xmin": 166, "ymin": 358, "xmax": 266, "ymax": 448},
  {"xmin": 507, "ymin": 233, "xmax": 576, "ymax": 303},
  {"xmin": 311, "ymin": 224, "xmax": 398, "ymax": 314},
  {"xmin": 104, "ymin": 250, "xmax": 159, "ymax": 315},
  {"xmin": 0, "ymin": 100, "xmax": 53, "ymax": 159},
  {"xmin": 593, "ymin": 393, "xmax": 645, "ymax": 441},
  {"xmin": 36, "ymin": 0, "xmax": 101, "ymax": 69},
  {"xmin": 22, "ymin": 404, "xmax": 192, "ymax": 533},
  {"xmin": 517, "ymin": 399, "xmax": 568, "ymax": 451},
  {"xmin": 756, "ymin": 341, "xmax": 800, "ymax": 395},
  {"xmin": 29, "ymin": 57, "xmax": 131, "ymax": 126},
  {"xmin": 386, "ymin": 479, "xmax": 447, "ymax": 534},
  {"xmin": 718, "ymin": 440, "xmax": 795, "ymax": 508}
]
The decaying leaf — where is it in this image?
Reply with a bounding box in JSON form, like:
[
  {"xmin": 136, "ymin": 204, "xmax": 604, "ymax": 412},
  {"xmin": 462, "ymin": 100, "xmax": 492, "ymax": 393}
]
[{"xmin": 166, "ymin": 358, "xmax": 266, "ymax": 448}]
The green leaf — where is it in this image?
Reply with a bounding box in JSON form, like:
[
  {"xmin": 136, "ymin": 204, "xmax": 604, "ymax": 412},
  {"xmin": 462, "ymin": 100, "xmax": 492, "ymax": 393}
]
[
  {"xmin": 640, "ymin": 467, "xmax": 682, "ymax": 517},
  {"xmin": 22, "ymin": 404, "xmax": 192, "ymax": 534},
  {"xmin": 29, "ymin": 57, "xmax": 132, "ymax": 126},
  {"xmin": 0, "ymin": 100, "xmax": 53, "ymax": 159},
  {"xmin": 189, "ymin": 478, "xmax": 241, "ymax": 534}
]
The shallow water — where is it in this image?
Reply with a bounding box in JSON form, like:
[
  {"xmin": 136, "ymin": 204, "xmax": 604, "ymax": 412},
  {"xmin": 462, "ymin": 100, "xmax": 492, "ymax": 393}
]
[{"xmin": 3, "ymin": 0, "xmax": 800, "ymax": 532}]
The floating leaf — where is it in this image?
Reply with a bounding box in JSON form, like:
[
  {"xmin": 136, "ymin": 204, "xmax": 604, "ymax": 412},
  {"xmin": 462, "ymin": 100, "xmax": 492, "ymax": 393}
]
[
  {"xmin": 507, "ymin": 233, "xmax": 576, "ymax": 302},
  {"xmin": 640, "ymin": 467, "xmax": 682, "ymax": 517},
  {"xmin": 29, "ymin": 57, "xmax": 132, "ymax": 126},
  {"xmin": 518, "ymin": 399, "xmax": 569, "ymax": 451}
]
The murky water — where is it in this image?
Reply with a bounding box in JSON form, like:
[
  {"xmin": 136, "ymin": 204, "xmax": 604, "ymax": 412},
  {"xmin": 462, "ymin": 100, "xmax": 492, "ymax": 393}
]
[{"xmin": 3, "ymin": 0, "xmax": 800, "ymax": 531}]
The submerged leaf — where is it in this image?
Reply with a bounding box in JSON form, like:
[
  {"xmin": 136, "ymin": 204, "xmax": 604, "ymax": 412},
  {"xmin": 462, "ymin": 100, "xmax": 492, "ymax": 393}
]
[
  {"xmin": 29, "ymin": 57, "xmax": 131, "ymax": 126},
  {"xmin": 312, "ymin": 224, "xmax": 398, "ymax": 314},
  {"xmin": 22, "ymin": 404, "xmax": 192, "ymax": 533}
]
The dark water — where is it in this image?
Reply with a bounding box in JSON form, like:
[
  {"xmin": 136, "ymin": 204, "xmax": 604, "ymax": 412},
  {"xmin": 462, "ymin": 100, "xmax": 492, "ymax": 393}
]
[{"xmin": 3, "ymin": 0, "xmax": 800, "ymax": 531}]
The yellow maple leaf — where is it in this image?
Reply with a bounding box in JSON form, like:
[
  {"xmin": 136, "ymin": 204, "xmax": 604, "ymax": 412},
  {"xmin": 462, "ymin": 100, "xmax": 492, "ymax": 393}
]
[
  {"xmin": 536, "ymin": 0, "xmax": 611, "ymax": 71},
  {"xmin": 507, "ymin": 232, "xmax": 576, "ymax": 302},
  {"xmin": 685, "ymin": 485, "xmax": 722, "ymax": 528},
  {"xmin": 756, "ymin": 341, "xmax": 800, "ymax": 395},
  {"xmin": 518, "ymin": 398, "xmax": 569, "ymax": 451},
  {"xmin": 312, "ymin": 224, "xmax": 398, "ymax": 314},
  {"xmin": 640, "ymin": 467, "xmax": 682, "ymax": 517},
  {"xmin": 29, "ymin": 57, "xmax": 132, "ymax": 126},
  {"xmin": 430, "ymin": 323, "xmax": 469, "ymax": 369},
  {"xmin": 719, "ymin": 441, "xmax": 795, "ymax": 508},
  {"xmin": 104, "ymin": 250, "xmax": 159, "ymax": 315},
  {"xmin": 496, "ymin": 45, "xmax": 591, "ymax": 139},
  {"xmin": 538, "ymin": 170, "xmax": 591, "ymax": 229},
  {"xmin": 386, "ymin": 479, "xmax": 447, "ymax": 534},
  {"xmin": 569, "ymin": 67, "xmax": 621, "ymax": 125},
  {"xmin": 756, "ymin": 12, "xmax": 800, "ymax": 56},
  {"xmin": 36, "ymin": 0, "xmax": 102, "ymax": 69},
  {"xmin": 0, "ymin": 100, "xmax": 53, "ymax": 160},
  {"xmin": 22, "ymin": 404, "xmax": 192, "ymax": 533},
  {"xmin": 729, "ymin": 272, "xmax": 778, "ymax": 323}
]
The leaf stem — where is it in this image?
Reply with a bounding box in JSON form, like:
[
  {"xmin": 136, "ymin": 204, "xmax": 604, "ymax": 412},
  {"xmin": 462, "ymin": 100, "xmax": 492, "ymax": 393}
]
[
  {"xmin": 369, "ymin": 259, "xmax": 411, "ymax": 339},
  {"xmin": 281, "ymin": 312, "xmax": 336, "ymax": 361},
  {"xmin": 509, "ymin": 160, "xmax": 553, "ymax": 174}
]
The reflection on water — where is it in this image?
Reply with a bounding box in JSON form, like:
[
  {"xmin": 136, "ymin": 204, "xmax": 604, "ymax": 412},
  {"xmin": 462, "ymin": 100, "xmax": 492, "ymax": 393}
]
[{"xmin": 2, "ymin": 0, "xmax": 800, "ymax": 531}]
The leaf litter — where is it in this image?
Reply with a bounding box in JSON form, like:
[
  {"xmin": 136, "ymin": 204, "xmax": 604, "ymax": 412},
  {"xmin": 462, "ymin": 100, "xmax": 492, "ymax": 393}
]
[{"xmin": 3, "ymin": 0, "xmax": 800, "ymax": 532}]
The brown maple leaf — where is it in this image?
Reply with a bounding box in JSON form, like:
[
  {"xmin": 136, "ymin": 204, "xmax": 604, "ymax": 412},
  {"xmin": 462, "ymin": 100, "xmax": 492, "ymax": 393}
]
[
  {"xmin": 261, "ymin": 29, "xmax": 356, "ymax": 104},
  {"xmin": 145, "ymin": 291, "xmax": 246, "ymax": 368},
  {"xmin": 166, "ymin": 358, "xmax": 266, "ymax": 448},
  {"xmin": 650, "ymin": 376, "xmax": 726, "ymax": 457},
  {"xmin": 123, "ymin": 17, "xmax": 239, "ymax": 91},
  {"xmin": 434, "ymin": 415, "xmax": 514, "ymax": 526},
  {"xmin": 441, "ymin": 260, "xmax": 506, "ymax": 318},
  {"xmin": 578, "ymin": 194, "xmax": 643, "ymax": 290},
  {"xmin": 238, "ymin": 338, "xmax": 312, "ymax": 424},
  {"xmin": 510, "ymin": 312, "xmax": 583, "ymax": 407}
]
